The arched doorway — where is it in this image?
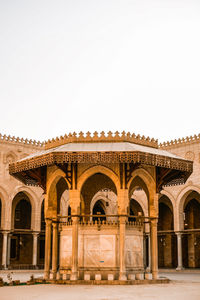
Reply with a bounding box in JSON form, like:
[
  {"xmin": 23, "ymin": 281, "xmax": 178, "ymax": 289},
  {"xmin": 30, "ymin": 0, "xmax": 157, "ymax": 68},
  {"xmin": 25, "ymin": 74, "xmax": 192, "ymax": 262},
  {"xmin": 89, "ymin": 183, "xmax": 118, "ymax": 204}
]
[
  {"xmin": 158, "ymin": 196, "xmax": 177, "ymax": 268},
  {"xmin": 182, "ymin": 193, "xmax": 200, "ymax": 268},
  {"xmin": 14, "ymin": 199, "xmax": 31, "ymax": 229},
  {"xmin": 11, "ymin": 192, "xmax": 33, "ymax": 267}
]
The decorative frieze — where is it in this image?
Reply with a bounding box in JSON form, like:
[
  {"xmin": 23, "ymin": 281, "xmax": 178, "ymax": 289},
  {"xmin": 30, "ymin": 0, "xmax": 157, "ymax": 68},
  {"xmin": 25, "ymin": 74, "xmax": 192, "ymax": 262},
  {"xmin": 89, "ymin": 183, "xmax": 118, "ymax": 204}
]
[{"xmin": 9, "ymin": 151, "xmax": 193, "ymax": 176}]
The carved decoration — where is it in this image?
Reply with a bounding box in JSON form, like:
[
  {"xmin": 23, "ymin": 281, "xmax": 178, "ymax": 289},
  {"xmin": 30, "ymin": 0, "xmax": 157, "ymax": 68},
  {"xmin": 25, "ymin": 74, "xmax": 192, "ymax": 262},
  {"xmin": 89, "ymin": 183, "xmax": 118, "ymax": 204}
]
[
  {"xmin": 185, "ymin": 151, "xmax": 195, "ymax": 161},
  {"xmin": 3, "ymin": 151, "xmax": 17, "ymax": 164},
  {"xmin": 44, "ymin": 131, "xmax": 158, "ymax": 150}
]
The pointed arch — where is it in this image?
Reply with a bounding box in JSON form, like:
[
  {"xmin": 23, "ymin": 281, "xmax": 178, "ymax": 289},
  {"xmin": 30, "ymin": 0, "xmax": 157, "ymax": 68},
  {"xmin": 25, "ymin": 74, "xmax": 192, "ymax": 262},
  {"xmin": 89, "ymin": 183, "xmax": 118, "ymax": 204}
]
[
  {"xmin": 77, "ymin": 165, "xmax": 120, "ymax": 195},
  {"xmin": 11, "ymin": 186, "xmax": 39, "ymax": 230},
  {"xmin": 127, "ymin": 168, "xmax": 156, "ymax": 199},
  {"xmin": 0, "ymin": 186, "xmax": 9, "ymax": 228},
  {"xmin": 46, "ymin": 168, "xmax": 69, "ymax": 216},
  {"xmin": 176, "ymin": 185, "xmax": 200, "ymax": 230}
]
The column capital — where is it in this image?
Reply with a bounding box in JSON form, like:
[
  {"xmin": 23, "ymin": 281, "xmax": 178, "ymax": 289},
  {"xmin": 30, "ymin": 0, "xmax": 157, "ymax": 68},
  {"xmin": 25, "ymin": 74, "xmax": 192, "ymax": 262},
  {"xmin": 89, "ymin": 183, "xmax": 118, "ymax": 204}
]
[
  {"xmin": 1, "ymin": 230, "xmax": 11, "ymax": 235},
  {"xmin": 45, "ymin": 218, "xmax": 52, "ymax": 226},
  {"xmin": 175, "ymin": 231, "xmax": 182, "ymax": 236},
  {"xmin": 32, "ymin": 231, "xmax": 40, "ymax": 237},
  {"xmin": 52, "ymin": 222, "xmax": 58, "ymax": 229}
]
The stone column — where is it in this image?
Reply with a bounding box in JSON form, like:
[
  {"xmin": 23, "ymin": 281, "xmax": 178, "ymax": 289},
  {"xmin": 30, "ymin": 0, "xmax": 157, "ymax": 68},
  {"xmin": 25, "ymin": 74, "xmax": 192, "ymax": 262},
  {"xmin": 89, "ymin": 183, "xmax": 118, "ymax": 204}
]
[
  {"xmin": 52, "ymin": 222, "xmax": 58, "ymax": 279},
  {"xmin": 149, "ymin": 192, "xmax": 158, "ymax": 280},
  {"xmin": 69, "ymin": 190, "xmax": 80, "ymax": 281},
  {"xmin": 147, "ymin": 233, "xmax": 151, "ymax": 271},
  {"xmin": 144, "ymin": 233, "xmax": 151, "ymax": 271},
  {"xmin": 119, "ymin": 215, "xmax": 127, "ymax": 280},
  {"xmin": 2, "ymin": 231, "xmax": 8, "ymax": 269},
  {"xmin": 150, "ymin": 218, "xmax": 158, "ymax": 279},
  {"xmin": 44, "ymin": 218, "xmax": 52, "ymax": 280},
  {"xmin": 176, "ymin": 232, "xmax": 183, "ymax": 270},
  {"xmin": 7, "ymin": 233, "xmax": 11, "ymax": 267},
  {"xmin": 32, "ymin": 232, "xmax": 39, "ymax": 267},
  {"xmin": 71, "ymin": 215, "xmax": 79, "ymax": 280},
  {"xmin": 118, "ymin": 189, "xmax": 129, "ymax": 281}
]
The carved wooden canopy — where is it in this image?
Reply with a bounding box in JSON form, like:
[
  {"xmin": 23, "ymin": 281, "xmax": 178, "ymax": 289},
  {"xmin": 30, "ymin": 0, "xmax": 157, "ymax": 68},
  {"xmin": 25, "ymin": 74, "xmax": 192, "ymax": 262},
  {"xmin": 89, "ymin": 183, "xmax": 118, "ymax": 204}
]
[{"xmin": 9, "ymin": 135, "xmax": 193, "ymax": 193}]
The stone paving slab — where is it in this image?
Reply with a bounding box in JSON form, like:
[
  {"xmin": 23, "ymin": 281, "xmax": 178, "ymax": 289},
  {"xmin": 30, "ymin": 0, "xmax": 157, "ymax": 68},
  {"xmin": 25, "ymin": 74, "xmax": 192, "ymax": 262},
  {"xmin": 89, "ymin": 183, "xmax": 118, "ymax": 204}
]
[
  {"xmin": 1, "ymin": 282, "xmax": 200, "ymax": 300},
  {"xmin": 0, "ymin": 271, "xmax": 200, "ymax": 300}
]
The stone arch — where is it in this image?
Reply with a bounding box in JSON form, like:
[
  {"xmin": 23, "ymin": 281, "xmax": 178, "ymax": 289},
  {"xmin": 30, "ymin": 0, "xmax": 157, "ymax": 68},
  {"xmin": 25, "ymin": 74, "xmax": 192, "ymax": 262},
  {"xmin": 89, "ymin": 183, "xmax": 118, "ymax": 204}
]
[
  {"xmin": 92, "ymin": 199, "xmax": 106, "ymax": 221},
  {"xmin": 0, "ymin": 186, "xmax": 9, "ymax": 228},
  {"xmin": 177, "ymin": 185, "xmax": 200, "ymax": 230},
  {"xmin": 46, "ymin": 168, "xmax": 69, "ymax": 217},
  {"xmin": 90, "ymin": 190, "xmax": 117, "ymax": 216},
  {"xmin": 130, "ymin": 197, "xmax": 146, "ymax": 216},
  {"xmin": 11, "ymin": 186, "xmax": 38, "ymax": 230},
  {"xmin": 77, "ymin": 165, "xmax": 121, "ymax": 195},
  {"xmin": 60, "ymin": 190, "xmax": 70, "ymax": 218},
  {"xmin": 130, "ymin": 190, "xmax": 148, "ymax": 217},
  {"xmin": 3, "ymin": 151, "xmax": 18, "ymax": 164},
  {"xmin": 80, "ymin": 171, "xmax": 118, "ymax": 215},
  {"xmin": 158, "ymin": 196, "xmax": 174, "ymax": 231},
  {"xmin": 127, "ymin": 168, "xmax": 156, "ymax": 200}
]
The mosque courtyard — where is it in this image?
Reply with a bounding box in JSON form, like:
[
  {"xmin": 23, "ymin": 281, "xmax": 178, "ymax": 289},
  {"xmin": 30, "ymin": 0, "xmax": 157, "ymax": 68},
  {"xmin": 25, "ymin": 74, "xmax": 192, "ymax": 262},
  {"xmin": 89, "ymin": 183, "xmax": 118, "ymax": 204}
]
[{"xmin": 0, "ymin": 271, "xmax": 200, "ymax": 300}]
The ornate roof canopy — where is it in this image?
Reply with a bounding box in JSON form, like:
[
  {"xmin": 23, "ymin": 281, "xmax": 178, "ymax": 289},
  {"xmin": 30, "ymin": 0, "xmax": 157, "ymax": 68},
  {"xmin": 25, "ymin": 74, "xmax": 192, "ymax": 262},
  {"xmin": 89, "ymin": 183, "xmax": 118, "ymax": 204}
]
[{"xmin": 9, "ymin": 132, "xmax": 193, "ymax": 191}]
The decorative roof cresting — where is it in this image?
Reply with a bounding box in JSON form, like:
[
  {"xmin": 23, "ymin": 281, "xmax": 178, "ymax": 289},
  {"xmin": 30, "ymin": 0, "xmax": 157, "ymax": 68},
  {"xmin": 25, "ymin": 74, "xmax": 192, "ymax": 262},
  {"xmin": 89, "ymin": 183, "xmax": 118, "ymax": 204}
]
[
  {"xmin": 159, "ymin": 133, "xmax": 200, "ymax": 149},
  {"xmin": 0, "ymin": 133, "xmax": 43, "ymax": 147},
  {"xmin": 44, "ymin": 131, "xmax": 158, "ymax": 150}
]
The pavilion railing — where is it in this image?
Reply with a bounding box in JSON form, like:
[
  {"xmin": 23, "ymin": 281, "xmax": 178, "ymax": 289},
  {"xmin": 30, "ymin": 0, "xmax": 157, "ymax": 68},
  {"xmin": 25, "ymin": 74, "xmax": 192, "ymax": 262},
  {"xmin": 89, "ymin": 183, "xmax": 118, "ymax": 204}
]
[{"xmin": 56, "ymin": 214, "xmax": 154, "ymax": 229}]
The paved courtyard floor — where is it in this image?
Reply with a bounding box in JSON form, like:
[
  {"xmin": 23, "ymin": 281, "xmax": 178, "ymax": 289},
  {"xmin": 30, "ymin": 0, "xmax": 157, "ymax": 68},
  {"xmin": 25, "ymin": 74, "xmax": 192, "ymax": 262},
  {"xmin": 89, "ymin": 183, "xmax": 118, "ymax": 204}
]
[{"xmin": 0, "ymin": 270, "xmax": 200, "ymax": 300}]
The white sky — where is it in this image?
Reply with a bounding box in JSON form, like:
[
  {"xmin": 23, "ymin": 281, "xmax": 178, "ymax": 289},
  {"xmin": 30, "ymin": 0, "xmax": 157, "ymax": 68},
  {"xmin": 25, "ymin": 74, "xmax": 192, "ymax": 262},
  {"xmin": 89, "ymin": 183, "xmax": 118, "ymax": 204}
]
[{"xmin": 0, "ymin": 0, "xmax": 200, "ymax": 143}]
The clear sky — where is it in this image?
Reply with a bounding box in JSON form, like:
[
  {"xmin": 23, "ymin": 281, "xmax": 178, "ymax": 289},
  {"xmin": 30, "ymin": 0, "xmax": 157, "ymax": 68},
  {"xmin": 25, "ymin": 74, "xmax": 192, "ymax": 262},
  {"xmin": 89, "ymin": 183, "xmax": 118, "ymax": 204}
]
[{"xmin": 0, "ymin": 0, "xmax": 200, "ymax": 143}]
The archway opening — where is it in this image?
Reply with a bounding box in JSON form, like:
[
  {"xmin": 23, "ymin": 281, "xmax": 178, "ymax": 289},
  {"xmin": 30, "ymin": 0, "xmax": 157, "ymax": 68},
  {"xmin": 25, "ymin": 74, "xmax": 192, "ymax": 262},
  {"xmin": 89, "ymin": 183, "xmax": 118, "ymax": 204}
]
[
  {"xmin": 81, "ymin": 172, "xmax": 117, "ymax": 216},
  {"xmin": 182, "ymin": 193, "xmax": 200, "ymax": 268},
  {"xmin": 130, "ymin": 198, "xmax": 144, "ymax": 216},
  {"xmin": 158, "ymin": 196, "xmax": 176, "ymax": 268},
  {"xmin": 10, "ymin": 192, "xmax": 33, "ymax": 267},
  {"xmin": 14, "ymin": 194, "xmax": 32, "ymax": 229},
  {"xmin": 92, "ymin": 199, "xmax": 106, "ymax": 221}
]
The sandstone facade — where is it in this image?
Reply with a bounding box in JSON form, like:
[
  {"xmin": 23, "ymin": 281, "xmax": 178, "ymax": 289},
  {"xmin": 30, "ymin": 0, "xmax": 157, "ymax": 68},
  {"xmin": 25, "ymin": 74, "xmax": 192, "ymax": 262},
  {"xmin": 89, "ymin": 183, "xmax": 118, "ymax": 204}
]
[{"xmin": 0, "ymin": 133, "xmax": 199, "ymax": 272}]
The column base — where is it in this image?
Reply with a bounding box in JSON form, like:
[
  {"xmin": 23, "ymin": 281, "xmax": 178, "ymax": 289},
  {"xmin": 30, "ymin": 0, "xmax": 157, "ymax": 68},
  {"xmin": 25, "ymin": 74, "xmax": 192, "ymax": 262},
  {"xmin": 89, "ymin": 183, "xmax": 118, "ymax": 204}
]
[
  {"xmin": 176, "ymin": 266, "xmax": 184, "ymax": 271},
  {"xmin": 70, "ymin": 272, "xmax": 78, "ymax": 280},
  {"xmin": 44, "ymin": 271, "xmax": 50, "ymax": 280},
  {"xmin": 152, "ymin": 271, "xmax": 158, "ymax": 280},
  {"xmin": 52, "ymin": 271, "xmax": 57, "ymax": 280},
  {"xmin": 146, "ymin": 267, "xmax": 151, "ymax": 273},
  {"xmin": 119, "ymin": 273, "xmax": 127, "ymax": 281}
]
